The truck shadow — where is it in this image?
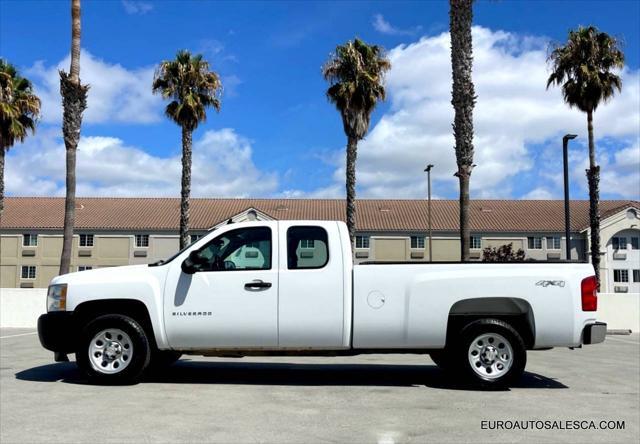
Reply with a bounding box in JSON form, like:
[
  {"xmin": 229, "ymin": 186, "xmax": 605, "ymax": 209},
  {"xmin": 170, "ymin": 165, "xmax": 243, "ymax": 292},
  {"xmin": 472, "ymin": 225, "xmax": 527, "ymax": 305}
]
[{"xmin": 15, "ymin": 360, "xmax": 568, "ymax": 391}]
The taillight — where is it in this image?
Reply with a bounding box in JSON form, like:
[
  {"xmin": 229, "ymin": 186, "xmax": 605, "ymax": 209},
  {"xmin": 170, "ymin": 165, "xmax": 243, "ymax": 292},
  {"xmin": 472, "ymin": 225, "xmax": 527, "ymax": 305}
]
[{"xmin": 581, "ymin": 276, "xmax": 598, "ymax": 311}]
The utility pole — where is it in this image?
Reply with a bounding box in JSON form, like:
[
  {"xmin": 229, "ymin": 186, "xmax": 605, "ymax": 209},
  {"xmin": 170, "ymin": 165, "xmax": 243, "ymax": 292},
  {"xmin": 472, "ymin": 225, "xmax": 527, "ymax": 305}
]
[
  {"xmin": 424, "ymin": 164, "xmax": 434, "ymax": 262},
  {"xmin": 563, "ymin": 134, "xmax": 577, "ymax": 261}
]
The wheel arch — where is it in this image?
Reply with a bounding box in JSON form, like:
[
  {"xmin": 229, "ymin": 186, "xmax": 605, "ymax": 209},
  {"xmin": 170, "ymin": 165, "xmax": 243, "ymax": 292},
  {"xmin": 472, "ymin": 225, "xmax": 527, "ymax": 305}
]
[
  {"xmin": 73, "ymin": 299, "xmax": 158, "ymax": 349},
  {"xmin": 446, "ymin": 297, "xmax": 536, "ymax": 349}
]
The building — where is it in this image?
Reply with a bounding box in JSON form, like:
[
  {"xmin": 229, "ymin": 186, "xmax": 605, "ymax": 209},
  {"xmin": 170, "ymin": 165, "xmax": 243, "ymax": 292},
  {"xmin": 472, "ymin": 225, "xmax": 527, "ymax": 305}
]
[{"xmin": 1, "ymin": 197, "xmax": 638, "ymax": 293}]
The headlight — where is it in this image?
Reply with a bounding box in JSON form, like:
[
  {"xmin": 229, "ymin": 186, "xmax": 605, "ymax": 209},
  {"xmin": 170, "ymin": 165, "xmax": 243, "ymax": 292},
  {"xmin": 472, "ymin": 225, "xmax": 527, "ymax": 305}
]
[{"xmin": 47, "ymin": 284, "xmax": 67, "ymax": 312}]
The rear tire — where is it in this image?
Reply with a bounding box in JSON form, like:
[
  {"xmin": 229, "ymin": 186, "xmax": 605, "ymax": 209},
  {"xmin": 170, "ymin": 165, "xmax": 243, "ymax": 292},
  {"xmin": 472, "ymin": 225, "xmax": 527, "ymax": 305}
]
[
  {"xmin": 76, "ymin": 314, "xmax": 151, "ymax": 385},
  {"xmin": 453, "ymin": 318, "xmax": 526, "ymax": 388}
]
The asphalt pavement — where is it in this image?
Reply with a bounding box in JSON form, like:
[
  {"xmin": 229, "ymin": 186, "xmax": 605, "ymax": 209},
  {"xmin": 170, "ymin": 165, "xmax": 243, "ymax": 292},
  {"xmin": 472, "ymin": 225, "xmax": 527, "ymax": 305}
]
[{"xmin": 1, "ymin": 328, "xmax": 638, "ymax": 443}]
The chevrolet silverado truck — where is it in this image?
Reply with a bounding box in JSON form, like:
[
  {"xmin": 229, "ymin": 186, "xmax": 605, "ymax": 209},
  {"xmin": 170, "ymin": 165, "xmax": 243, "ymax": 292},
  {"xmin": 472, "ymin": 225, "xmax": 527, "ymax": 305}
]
[{"xmin": 38, "ymin": 220, "xmax": 606, "ymax": 387}]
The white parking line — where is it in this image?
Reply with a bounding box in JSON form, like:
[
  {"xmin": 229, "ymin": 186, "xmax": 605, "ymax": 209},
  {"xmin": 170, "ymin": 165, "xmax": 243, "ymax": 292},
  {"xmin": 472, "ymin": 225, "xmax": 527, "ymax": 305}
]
[{"xmin": 0, "ymin": 332, "xmax": 37, "ymax": 339}]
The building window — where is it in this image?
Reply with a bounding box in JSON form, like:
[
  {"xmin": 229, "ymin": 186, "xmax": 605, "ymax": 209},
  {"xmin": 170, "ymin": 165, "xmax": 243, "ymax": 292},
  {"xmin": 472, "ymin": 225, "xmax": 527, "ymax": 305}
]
[
  {"xmin": 135, "ymin": 234, "xmax": 149, "ymax": 248},
  {"xmin": 410, "ymin": 236, "xmax": 425, "ymax": 249},
  {"xmin": 300, "ymin": 239, "xmax": 315, "ymax": 249},
  {"xmin": 631, "ymin": 237, "xmax": 639, "ymax": 250},
  {"xmin": 21, "ymin": 265, "xmax": 36, "ymax": 279},
  {"xmin": 79, "ymin": 234, "xmax": 94, "ymax": 247},
  {"xmin": 470, "ymin": 235, "xmax": 482, "ymax": 250},
  {"xmin": 190, "ymin": 234, "xmax": 203, "ymax": 244},
  {"xmin": 355, "ymin": 236, "xmax": 370, "ymax": 249},
  {"xmin": 613, "ymin": 269, "xmax": 629, "ymax": 283},
  {"xmin": 22, "ymin": 234, "xmax": 37, "ymax": 247},
  {"xmin": 633, "ymin": 270, "xmax": 640, "ymax": 283},
  {"xmin": 527, "ymin": 237, "xmax": 542, "ymax": 250},
  {"xmin": 612, "ymin": 237, "xmax": 627, "ymax": 250},
  {"xmin": 547, "ymin": 236, "xmax": 561, "ymax": 250},
  {"xmin": 78, "ymin": 266, "xmax": 93, "ymax": 272}
]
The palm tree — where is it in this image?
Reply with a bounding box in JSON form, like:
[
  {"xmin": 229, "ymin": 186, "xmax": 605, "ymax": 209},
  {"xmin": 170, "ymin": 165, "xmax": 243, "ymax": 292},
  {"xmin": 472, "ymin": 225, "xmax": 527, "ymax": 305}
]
[
  {"xmin": 152, "ymin": 50, "xmax": 222, "ymax": 249},
  {"xmin": 449, "ymin": 0, "xmax": 476, "ymax": 262},
  {"xmin": 59, "ymin": 0, "xmax": 89, "ymax": 275},
  {"xmin": 322, "ymin": 38, "xmax": 391, "ymax": 247},
  {"xmin": 547, "ymin": 26, "xmax": 624, "ymax": 287},
  {"xmin": 0, "ymin": 60, "xmax": 41, "ymax": 214}
]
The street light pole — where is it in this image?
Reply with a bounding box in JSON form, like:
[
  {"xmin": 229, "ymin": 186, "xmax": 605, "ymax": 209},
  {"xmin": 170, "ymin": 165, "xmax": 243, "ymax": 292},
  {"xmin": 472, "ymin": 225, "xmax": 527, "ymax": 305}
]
[
  {"xmin": 563, "ymin": 134, "xmax": 577, "ymax": 262},
  {"xmin": 424, "ymin": 164, "xmax": 434, "ymax": 262}
]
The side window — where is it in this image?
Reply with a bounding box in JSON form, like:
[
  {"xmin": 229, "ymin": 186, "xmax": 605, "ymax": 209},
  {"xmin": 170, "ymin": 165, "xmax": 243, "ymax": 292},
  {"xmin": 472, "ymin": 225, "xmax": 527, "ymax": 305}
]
[
  {"xmin": 287, "ymin": 226, "xmax": 329, "ymax": 270},
  {"xmin": 194, "ymin": 227, "xmax": 271, "ymax": 271}
]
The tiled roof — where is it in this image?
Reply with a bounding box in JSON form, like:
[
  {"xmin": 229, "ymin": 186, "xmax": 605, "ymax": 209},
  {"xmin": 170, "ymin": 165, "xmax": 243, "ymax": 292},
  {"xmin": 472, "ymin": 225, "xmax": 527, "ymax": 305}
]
[{"xmin": 0, "ymin": 197, "xmax": 638, "ymax": 233}]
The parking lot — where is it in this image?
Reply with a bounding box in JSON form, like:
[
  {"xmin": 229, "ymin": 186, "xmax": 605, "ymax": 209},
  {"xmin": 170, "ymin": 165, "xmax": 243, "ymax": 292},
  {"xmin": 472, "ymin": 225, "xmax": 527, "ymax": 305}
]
[{"xmin": 1, "ymin": 329, "xmax": 638, "ymax": 443}]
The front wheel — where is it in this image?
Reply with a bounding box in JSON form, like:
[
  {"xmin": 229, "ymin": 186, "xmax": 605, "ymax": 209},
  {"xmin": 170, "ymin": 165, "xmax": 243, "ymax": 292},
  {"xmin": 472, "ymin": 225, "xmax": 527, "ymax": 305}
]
[
  {"xmin": 76, "ymin": 314, "xmax": 151, "ymax": 385},
  {"xmin": 455, "ymin": 319, "xmax": 526, "ymax": 388}
]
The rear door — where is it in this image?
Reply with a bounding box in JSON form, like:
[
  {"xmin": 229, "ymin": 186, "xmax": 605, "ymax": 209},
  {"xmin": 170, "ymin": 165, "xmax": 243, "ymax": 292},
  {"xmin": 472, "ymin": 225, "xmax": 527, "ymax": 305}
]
[{"xmin": 277, "ymin": 221, "xmax": 346, "ymax": 348}]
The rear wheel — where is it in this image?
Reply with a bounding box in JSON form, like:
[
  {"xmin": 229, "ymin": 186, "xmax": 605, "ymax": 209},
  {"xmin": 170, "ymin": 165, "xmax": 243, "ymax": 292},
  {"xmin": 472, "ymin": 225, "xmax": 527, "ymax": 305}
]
[
  {"xmin": 454, "ymin": 319, "xmax": 526, "ymax": 388},
  {"xmin": 76, "ymin": 314, "xmax": 150, "ymax": 384}
]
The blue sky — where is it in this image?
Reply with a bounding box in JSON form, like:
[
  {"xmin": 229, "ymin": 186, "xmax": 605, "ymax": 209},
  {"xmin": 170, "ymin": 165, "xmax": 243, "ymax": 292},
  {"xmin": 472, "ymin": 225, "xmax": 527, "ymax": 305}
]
[{"xmin": 1, "ymin": 0, "xmax": 638, "ymax": 200}]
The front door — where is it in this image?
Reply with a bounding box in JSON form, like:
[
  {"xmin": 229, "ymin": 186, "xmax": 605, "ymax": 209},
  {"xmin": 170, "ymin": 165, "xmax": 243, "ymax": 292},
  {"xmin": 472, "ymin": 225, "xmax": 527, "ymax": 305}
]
[{"xmin": 163, "ymin": 223, "xmax": 278, "ymax": 349}]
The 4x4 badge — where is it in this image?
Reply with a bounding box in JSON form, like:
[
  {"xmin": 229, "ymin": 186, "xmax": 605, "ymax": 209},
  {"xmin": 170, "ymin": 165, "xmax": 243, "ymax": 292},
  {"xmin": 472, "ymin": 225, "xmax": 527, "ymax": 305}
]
[{"xmin": 536, "ymin": 280, "xmax": 565, "ymax": 287}]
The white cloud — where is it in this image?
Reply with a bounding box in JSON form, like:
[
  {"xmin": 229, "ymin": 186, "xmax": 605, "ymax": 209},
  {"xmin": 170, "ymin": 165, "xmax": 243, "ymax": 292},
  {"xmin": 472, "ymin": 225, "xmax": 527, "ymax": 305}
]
[
  {"xmin": 5, "ymin": 128, "xmax": 278, "ymax": 198},
  {"xmin": 372, "ymin": 14, "xmax": 421, "ymax": 36},
  {"xmin": 521, "ymin": 187, "xmax": 555, "ymax": 200},
  {"xmin": 311, "ymin": 27, "xmax": 640, "ymax": 200},
  {"xmin": 121, "ymin": 1, "xmax": 154, "ymax": 15},
  {"xmin": 27, "ymin": 50, "xmax": 162, "ymax": 124},
  {"xmin": 568, "ymin": 140, "xmax": 640, "ymax": 200}
]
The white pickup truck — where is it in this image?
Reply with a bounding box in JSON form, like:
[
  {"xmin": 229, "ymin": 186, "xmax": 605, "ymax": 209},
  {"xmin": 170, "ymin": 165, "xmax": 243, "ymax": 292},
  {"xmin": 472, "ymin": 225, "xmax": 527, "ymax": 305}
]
[{"xmin": 38, "ymin": 220, "xmax": 606, "ymax": 387}]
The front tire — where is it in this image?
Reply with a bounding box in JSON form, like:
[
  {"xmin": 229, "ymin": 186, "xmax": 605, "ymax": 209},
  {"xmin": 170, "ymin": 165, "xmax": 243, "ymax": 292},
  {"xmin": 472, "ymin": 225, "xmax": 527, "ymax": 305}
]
[
  {"xmin": 454, "ymin": 318, "xmax": 526, "ymax": 388},
  {"xmin": 76, "ymin": 314, "xmax": 151, "ymax": 385}
]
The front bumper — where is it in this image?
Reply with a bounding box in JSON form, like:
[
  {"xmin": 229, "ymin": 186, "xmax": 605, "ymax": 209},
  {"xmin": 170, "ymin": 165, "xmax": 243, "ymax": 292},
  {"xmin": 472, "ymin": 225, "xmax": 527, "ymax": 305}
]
[
  {"xmin": 37, "ymin": 312, "xmax": 77, "ymax": 353},
  {"xmin": 582, "ymin": 322, "xmax": 607, "ymax": 345}
]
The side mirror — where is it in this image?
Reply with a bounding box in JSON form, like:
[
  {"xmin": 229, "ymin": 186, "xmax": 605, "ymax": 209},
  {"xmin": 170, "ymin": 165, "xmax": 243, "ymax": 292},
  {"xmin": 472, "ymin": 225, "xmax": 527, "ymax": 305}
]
[{"xmin": 181, "ymin": 250, "xmax": 200, "ymax": 275}]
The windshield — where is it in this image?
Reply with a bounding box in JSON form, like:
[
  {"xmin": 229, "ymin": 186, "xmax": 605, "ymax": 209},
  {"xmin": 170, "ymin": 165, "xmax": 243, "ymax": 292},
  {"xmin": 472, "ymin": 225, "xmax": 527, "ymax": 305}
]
[{"xmin": 148, "ymin": 230, "xmax": 215, "ymax": 267}]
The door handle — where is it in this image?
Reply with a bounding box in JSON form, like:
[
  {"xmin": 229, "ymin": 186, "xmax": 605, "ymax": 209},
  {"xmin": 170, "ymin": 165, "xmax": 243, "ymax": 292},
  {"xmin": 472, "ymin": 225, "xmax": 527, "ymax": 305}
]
[{"xmin": 244, "ymin": 280, "xmax": 272, "ymax": 289}]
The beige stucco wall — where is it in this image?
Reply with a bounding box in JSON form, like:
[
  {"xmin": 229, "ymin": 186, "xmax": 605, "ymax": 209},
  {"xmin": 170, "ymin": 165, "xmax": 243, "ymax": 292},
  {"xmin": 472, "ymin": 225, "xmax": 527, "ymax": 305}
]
[
  {"xmin": 1, "ymin": 220, "xmax": 602, "ymax": 287},
  {"xmin": 372, "ymin": 237, "xmax": 408, "ymax": 261},
  {"xmin": 591, "ymin": 208, "xmax": 640, "ymax": 293},
  {"xmin": 1, "ymin": 265, "xmax": 17, "ymax": 288},
  {"xmin": 0, "ymin": 231, "xmax": 183, "ymax": 288}
]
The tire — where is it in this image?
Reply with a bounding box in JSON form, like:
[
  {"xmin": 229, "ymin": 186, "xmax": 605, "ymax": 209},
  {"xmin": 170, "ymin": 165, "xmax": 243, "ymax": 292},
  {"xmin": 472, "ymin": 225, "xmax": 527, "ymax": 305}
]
[
  {"xmin": 76, "ymin": 314, "xmax": 151, "ymax": 385},
  {"xmin": 148, "ymin": 350, "xmax": 182, "ymax": 372},
  {"xmin": 453, "ymin": 318, "xmax": 526, "ymax": 388}
]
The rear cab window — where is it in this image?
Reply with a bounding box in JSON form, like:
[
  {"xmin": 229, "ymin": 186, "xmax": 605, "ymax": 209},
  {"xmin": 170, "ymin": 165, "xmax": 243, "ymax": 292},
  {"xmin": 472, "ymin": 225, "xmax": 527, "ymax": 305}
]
[{"xmin": 286, "ymin": 226, "xmax": 329, "ymax": 269}]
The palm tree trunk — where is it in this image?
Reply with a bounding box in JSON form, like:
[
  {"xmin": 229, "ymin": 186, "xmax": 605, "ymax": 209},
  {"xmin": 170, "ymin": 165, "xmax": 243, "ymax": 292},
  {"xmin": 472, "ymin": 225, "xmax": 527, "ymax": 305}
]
[
  {"xmin": 586, "ymin": 109, "xmax": 601, "ymax": 288},
  {"xmin": 70, "ymin": 0, "xmax": 81, "ymax": 82},
  {"xmin": 0, "ymin": 147, "xmax": 5, "ymax": 215},
  {"xmin": 345, "ymin": 135, "xmax": 358, "ymax": 248},
  {"xmin": 179, "ymin": 126, "xmax": 193, "ymax": 249},
  {"xmin": 450, "ymin": 0, "xmax": 475, "ymax": 262},
  {"xmin": 59, "ymin": 0, "xmax": 88, "ymax": 275},
  {"xmin": 59, "ymin": 143, "xmax": 77, "ymax": 275},
  {"xmin": 458, "ymin": 166, "xmax": 471, "ymax": 261}
]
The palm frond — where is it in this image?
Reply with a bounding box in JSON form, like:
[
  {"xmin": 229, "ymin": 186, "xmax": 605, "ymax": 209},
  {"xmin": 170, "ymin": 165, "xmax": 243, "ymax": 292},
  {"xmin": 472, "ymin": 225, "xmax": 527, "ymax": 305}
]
[
  {"xmin": 322, "ymin": 38, "xmax": 391, "ymax": 139},
  {"xmin": 0, "ymin": 59, "xmax": 41, "ymax": 149},
  {"xmin": 152, "ymin": 50, "xmax": 223, "ymax": 129},
  {"xmin": 547, "ymin": 26, "xmax": 625, "ymax": 112}
]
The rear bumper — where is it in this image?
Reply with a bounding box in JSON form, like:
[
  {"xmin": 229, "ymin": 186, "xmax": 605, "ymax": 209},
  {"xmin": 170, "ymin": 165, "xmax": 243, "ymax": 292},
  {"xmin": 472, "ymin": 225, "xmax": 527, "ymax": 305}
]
[
  {"xmin": 582, "ymin": 322, "xmax": 607, "ymax": 345},
  {"xmin": 37, "ymin": 312, "xmax": 77, "ymax": 353}
]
